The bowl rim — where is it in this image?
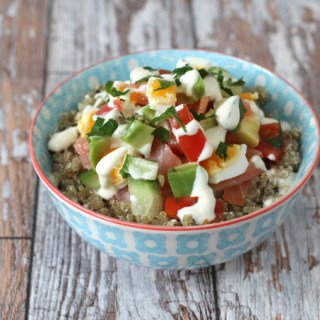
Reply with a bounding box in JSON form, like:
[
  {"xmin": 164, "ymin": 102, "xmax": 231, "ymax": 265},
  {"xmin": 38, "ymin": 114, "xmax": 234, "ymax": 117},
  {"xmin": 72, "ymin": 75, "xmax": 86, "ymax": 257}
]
[{"xmin": 29, "ymin": 48, "xmax": 320, "ymax": 232}]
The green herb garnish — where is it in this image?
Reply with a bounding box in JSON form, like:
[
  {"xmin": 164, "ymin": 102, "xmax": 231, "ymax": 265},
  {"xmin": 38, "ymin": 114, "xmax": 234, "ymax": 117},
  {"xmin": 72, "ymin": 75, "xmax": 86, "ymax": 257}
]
[
  {"xmin": 216, "ymin": 141, "xmax": 233, "ymax": 161},
  {"xmin": 105, "ymin": 81, "xmax": 130, "ymax": 97},
  {"xmin": 216, "ymin": 70, "xmax": 234, "ymax": 96},
  {"xmin": 198, "ymin": 68, "xmax": 209, "ymax": 78},
  {"xmin": 143, "ymin": 66, "xmax": 158, "ymax": 71},
  {"xmin": 172, "ymin": 65, "xmax": 193, "ymax": 86},
  {"xmin": 232, "ymin": 99, "xmax": 247, "ymax": 132},
  {"xmin": 190, "ymin": 110, "xmax": 215, "ymax": 122},
  {"xmin": 226, "ymin": 77, "xmax": 246, "ymax": 87},
  {"xmin": 153, "ymin": 79, "xmax": 175, "ymax": 92},
  {"xmin": 152, "ymin": 127, "xmax": 170, "ymax": 143},
  {"xmin": 150, "ymin": 106, "xmax": 186, "ymax": 132},
  {"xmin": 135, "ymin": 74, "xmax": 163, "ymax": 84},
  {"xmin": 88, "ymin": 118, "xmax": 118, "ymax": 138}
]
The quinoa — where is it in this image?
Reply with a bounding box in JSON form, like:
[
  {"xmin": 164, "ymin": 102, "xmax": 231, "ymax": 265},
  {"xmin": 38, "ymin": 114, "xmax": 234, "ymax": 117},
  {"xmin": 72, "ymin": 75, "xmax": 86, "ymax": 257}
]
[{"xmin": 50, "ymin": 80, "xmax": 301, "ymax": 226}]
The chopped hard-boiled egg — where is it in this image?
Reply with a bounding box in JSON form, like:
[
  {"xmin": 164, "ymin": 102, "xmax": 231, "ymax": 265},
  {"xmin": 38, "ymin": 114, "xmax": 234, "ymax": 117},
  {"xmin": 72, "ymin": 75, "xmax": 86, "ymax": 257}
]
[
  {"xmin": 201, "ymin": 144, "xmax": 249, "ymax": 184},
  {"xmin": 78, "ymin": 106, "xmax": 98, "ymax": 137},
  {"xmin": 205, "ymin": 125, "xmax": 227, "ymax": 150},
  {"xmin": 146, "ymin": 77, "xmax": 177, "ymax": 112},
  {"xmin": 204, "ymin": 76, "xmax": 223, "ymax": 102},
  {"xmin": 96, "ymin": 146, "xmax": 131, "ymax": 200}
]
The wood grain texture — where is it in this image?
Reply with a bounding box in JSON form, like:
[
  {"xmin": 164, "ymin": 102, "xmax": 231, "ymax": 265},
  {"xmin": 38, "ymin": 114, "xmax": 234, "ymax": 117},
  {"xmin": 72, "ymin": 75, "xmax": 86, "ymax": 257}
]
[
  {"xmin": 25, "ymin": 0, "xmax": 320, "ymax": 319},
  {"xmin": 191, "ymin": 0, "xmax": 320, "ymax": 318},
  {"xmin": 0, "ymin": 239, "xmax": 31, "ymax": 320},
  {"xmin": 0, "ymin": 0, "xmax": 48, "ymax": 236}
]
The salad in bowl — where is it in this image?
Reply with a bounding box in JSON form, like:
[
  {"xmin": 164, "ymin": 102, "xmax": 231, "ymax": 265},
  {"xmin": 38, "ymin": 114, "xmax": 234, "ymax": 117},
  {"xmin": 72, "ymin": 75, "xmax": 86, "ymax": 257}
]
[{"xmin": 47, "ymin": 57, "xmax": 301, "ymax": 227}]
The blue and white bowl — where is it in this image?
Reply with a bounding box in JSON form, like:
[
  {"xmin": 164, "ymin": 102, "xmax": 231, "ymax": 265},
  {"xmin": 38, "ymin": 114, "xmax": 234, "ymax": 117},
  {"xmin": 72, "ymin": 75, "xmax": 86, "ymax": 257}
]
[{"xmin": 29, "ymin": 49, "xmax": 320, "ymax": 269}]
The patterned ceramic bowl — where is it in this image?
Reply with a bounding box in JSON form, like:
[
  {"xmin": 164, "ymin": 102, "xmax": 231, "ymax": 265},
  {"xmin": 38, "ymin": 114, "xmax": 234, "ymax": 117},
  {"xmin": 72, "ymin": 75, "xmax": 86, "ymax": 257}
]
[{"xmin": 29, "ymin": 50, "xmax": 320, "ymax": 269}]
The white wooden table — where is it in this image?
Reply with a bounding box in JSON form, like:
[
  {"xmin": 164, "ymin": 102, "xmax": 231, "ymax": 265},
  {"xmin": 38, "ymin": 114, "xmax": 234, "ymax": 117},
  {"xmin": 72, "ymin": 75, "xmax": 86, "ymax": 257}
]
[{"xmin": 1, "ymin": 1, "xmax": 319, "ymax": 319}]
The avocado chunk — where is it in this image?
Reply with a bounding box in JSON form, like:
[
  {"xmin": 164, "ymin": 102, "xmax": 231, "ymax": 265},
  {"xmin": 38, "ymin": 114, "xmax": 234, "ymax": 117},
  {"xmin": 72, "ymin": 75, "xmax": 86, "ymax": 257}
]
[
  {"xmin": 128, "ymin": 179, "xmax": 163, "ymax": 218},
  {"xmin": 234, "ymin": 115, "xmax": 260, "ymax": 148},
  {"xmin": 121, "ymin": 120, "xmax": 154, "ymax": 153},
  {"xmin": 168, "ymin": 163, "xmax": 198, "ymax": 198},
  {"xmin": 192, "ymin": 75, "xmax": 205, "ymax": 101},
  {"xmin": 199, "ymin": 108, "xmax": 217, "ymax": 130},
  {"xmin": 79, "ymin": 169, "xmax": 100, "ymax": 190},
  {"xmin": 140, "ymin": 105, "xmax": 156, "ymax": 121},
  {"xmin": 89, "ymin": 136, "xmax": 111, "ymax": 168}
]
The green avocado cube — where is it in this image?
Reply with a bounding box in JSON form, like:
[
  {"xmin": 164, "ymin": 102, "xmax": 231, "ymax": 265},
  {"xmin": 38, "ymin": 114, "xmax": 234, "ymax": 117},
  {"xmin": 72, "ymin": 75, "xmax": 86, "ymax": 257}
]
[
  {"xmin": 79, "ymin": 169, "xmax": 100, "ymax": 190},
  {"xmin": 89, "ymin": 136, "xmax": 111, "ymax": 168},
  {"xmin": 168, "ymin": 163, "xmax": 199, "ymax": 198},
  {"xmin": 121, "ymin": 120, "xmax": 154, "ymax": 150}
]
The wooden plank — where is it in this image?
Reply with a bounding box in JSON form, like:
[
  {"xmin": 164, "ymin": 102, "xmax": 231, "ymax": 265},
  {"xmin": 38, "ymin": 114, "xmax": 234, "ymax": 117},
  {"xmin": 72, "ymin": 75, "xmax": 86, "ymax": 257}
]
[
  {"xmin": 29, "ymin": 184, "xmax": 217, "ymax": 319},
  {"xmin": 0, "ymin": 239, "xmax": 31, "ymax": 320},
  {"xmin": 47, "ymin": 0, "xmax": 194, "ymax": 74},
  {"xmin": 0, "ymin": 0, "xmax": 48, "ymax": 236},
  {"xmin": 191, "ymin": 0, "xmax": 320, "ymax": 318},
  {"xmin": 29, "ymin": 0, "xmax": 217, "ymax": 319}
]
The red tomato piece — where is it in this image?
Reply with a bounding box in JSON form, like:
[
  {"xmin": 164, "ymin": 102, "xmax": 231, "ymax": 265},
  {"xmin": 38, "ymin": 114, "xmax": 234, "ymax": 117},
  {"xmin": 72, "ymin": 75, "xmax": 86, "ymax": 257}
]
[
  {"xmin": 178, "ymin": 131, "xmax": 207, "ymax": 162},
  {"xmin": 256, "ymin": 139, "xmax": 283, "ymax": 161},
  {"xmin": 259, "ymin": 122, "xmax": 281, "ymax": 139},
  {"xmin": 96, "ymin": 104, "xmax": 114, "ymax": 115},
  {"xmin": 169, "ymin": 104, "xmax": 210, "ymax": 162},
  {"xmin": 165, "ymin": 197, "xmax": 198, "ymax": 219},
  {"xmin": 215, "ymin": 199, "xmax": 225, "ymax": 215},
  {"xmin": 223, "ymin": 180, "xmax": 252, "ymax": 206}
]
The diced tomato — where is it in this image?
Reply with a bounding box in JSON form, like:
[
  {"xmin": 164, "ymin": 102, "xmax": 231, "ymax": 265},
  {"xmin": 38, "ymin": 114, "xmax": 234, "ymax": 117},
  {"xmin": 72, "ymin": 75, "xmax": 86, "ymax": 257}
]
[
  {"xmin": 96, "ymin": 104, "xmax": 114, "ymax": 115},
  {"xmin": 159, "ymin": 69, "xmax": 171, "ymax": 74},
  {"xmin": 129, "ymin": 91, "xmax": 148, "ymax": 106},
  {"xmin": 167, "ymin": 131, "xmax": 184, "ymax": 156},
  {"xmin": 223, "ymin": 180, "xmax": 252, "ymax": 206},
  {"xmin": 170, "ymin": 104, "xmax": 194, "ymax": 128},
  {"xmin": 259, "ymin": 122, "xmax": 281, "ymax": 139},
  {"xmin": 165, "ymin": 197, "xmax": 198, "ymax": 219},
  {"xmin": 256, "ymin": 139, "xmax": 283, "ymax": 161},
  {"xmin": 169, "ymin": 104, "xmax": 211, "ymax": 162},
  {"xmin": 178, "ymin": 130, "xmax": 208, "ymax": 162},
  {"xmin": 113, "ymin": 99, "xmax": 123, "ymax": 112},
  {"xmin": 215, "ymin": 199, "xmax": 225, "ymax": 215}
]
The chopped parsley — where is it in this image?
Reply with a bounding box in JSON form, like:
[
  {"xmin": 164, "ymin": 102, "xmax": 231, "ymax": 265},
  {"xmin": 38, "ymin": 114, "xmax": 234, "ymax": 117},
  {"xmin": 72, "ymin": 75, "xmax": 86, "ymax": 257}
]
[
  {"xmin": 172, "ymin": 65, "xmax": 193, "ymax": 86},
  {"xmin": 216, "ymin": 141, "xmax": 232, "ymax": 161},
  {"xmin": 150, "ymin": 106, "xmax": 186, "ymax": 132},
  {"xmin": 105, "ymin": 81, "xmax": 130, "ymax": 97},
  {"xmin": 190, "ymin": 110, "xmax": 215, "ymax": 122},
  {"xmin": 152, "ymin": 127, "xmax": 170, "ymax": 143},
  {"xmin": 226, "ymin": 77, "xmax": 246, "ymax": 86},
  {"xmin": 143, "ymin": 66, "xmax": 158, "ymax": 71},
  {"xmin": 153, "ymin": 79, "xmax": 175, "ymax": 91},
  {"xmin": 216, "ymin": 70, "xmax": 234, "ymax": 96},
  {"xmin": 88, "ymin": 118, "xmax": 118, "ymax": 138},
  {"xmin": 135, "ymin": 74, "xmax": 163, "ymax": 84},
  {"xmin": 198, "ymin": 68, "xmax": 209, "ymax": 78}
]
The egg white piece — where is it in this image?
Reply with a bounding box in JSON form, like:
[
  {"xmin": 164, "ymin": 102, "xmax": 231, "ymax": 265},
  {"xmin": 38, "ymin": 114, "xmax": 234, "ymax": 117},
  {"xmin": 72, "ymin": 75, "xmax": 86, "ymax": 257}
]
[
  {"xmin": 204, "ymin": 76, "xmax": 223, "ymax": 102},
  {"xmin": 205, "ymin": 125, "xmax": 227, "ymax": 150},
  {"xmin": 210, "ymin": 144, "xmax": 249, "ymax": 184}
]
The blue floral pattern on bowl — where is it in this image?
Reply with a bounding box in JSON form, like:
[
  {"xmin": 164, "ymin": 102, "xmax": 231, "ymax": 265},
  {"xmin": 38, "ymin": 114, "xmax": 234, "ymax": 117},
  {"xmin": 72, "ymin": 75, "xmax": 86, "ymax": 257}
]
[{"xmin": 30, "ymin": 50, "xmax": 320, "ymax": 269}]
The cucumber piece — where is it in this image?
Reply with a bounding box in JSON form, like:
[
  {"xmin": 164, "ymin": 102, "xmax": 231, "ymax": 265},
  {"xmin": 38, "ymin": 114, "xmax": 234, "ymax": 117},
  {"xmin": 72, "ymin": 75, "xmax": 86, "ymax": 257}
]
[
  {"xmin": 199, "ymin": 108, "xmax": 217, "ymax": 130},
  {"xmin": 89, "ymin": 136, "xmax": 111, "ymax": 168},
  {"xmin": 79, "ymin": 170, "xmax": 100, "ymax": 190},
  {"xmin": 168, "ymin": 163, "xmax": 198, "ymax": 198},
  {"xmin": 120, "ymin": 154, "xmax": 158, "ymax": 180},
  {"xmin": 140, "ymin": 105, "xmax": 156, "ymax": 121},
  {"xmin": 128, "ymin": 179, "xmax": 163, "ymax": 217},
  {"xmin": 121, "ymin": 120, "xmax": 154, "ymax": 151}
]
